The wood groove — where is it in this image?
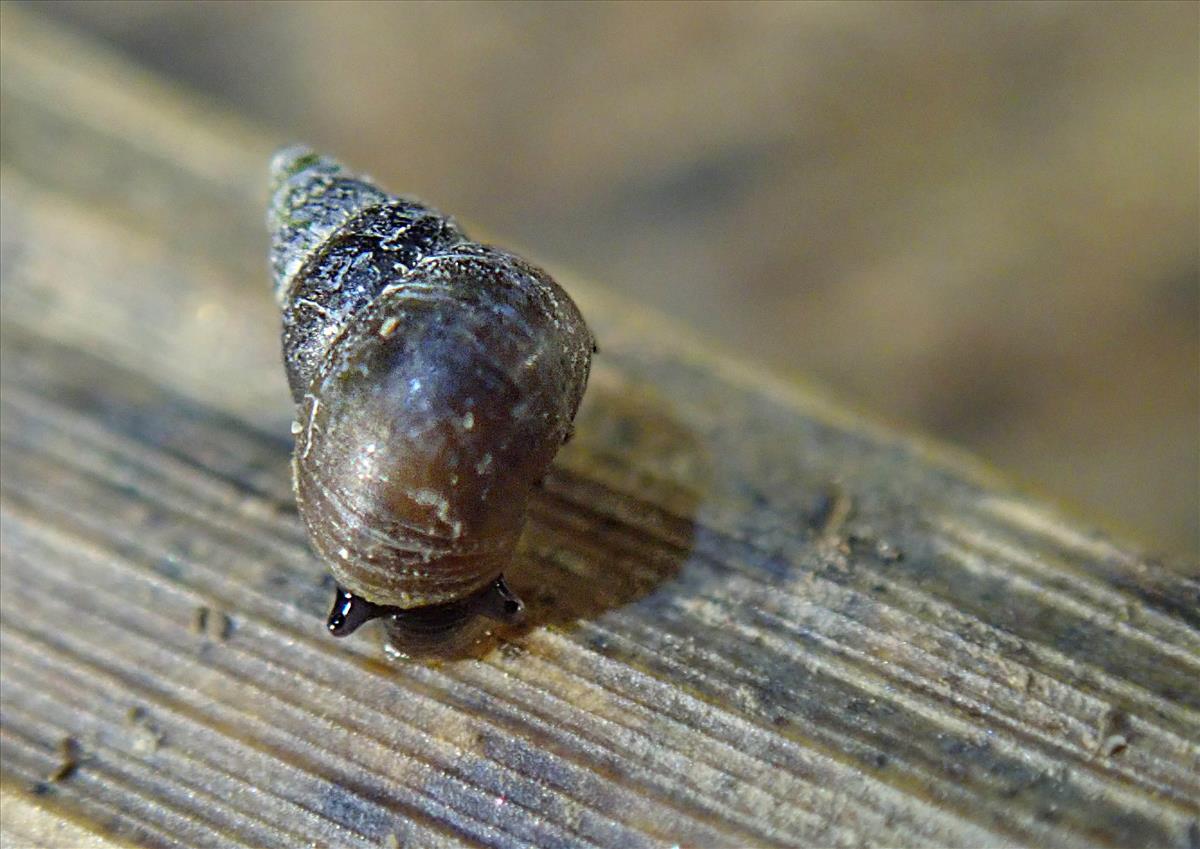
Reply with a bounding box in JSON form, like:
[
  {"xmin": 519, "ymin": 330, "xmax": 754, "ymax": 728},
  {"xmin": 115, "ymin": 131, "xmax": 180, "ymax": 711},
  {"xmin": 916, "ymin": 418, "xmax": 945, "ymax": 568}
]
[
  {"xmin": 0, "ymin": 402, "xmax": 984, "ymax": 844},
  {"xmin": 740, "ymin": 605, "xmax": 1199, "ymax": 807},
  {"xmin": 744, "ymin": 603, "xmax": 1199, "ymax": 804},
  {"xmin": 582, "ymin": 608, "xmax": 1196, "ymax": 848},
  {"xmin": 0, "ymin": 627, "xmax": 470, "ymax": 849},
  {"xmin": 637, "ymin": 585, "xmax": 1200, "ymax": 815},
  {"xmin": 1, "ymin": 722, "xmax": 232, "ymax": 849},
  {"xmin": 544, "ymin": 481, "xmax": 1200, "ymax": 719},
  {"xmin": 526, "ymin": 502, "xmax": 1200, "ymax": 759},
  {"xmin": 587, "ymin": 616, "xmax": 1076, "ymax": 848},
  {"xmin": 0, "ymin": 550, "xmax": 608, "ymax": 849},
  {"xmin": 0, "ymin": 393, "xmax": 1166, "ymax": 844},
  {"xmin": 944, "ymin": 512, "xmax": 1200, "ymax": 642},
  {"xmin": 0, "ymin": 651, "xmax": 384, "ymax": 849},
  {"xmin": 8, "ymin": 348, "xmax": 1197, "ymax": 748},
  {"xmin": 517, "ymin": 630, "xmax": 1000, "ymax": 845},
  {"xmin": 474, "ymin": 648, "xmax": 895, "ymax": 834},
  {"xmin": 0, "ymin": 698, "xmax": 304, "ymax": 849},
  {"xmin": 4, "ymin": 362, "xmax": 1195, "ymax": 844},
  {"xmin": 0, "ymin": 612, "xmax": 509, "ymax": 849},
  {"xmin": 531, "ymin": 472, "xmax": 1200, "ymax": 731},
  {"xmin": 0, "ymin": 733, "xmax": 182, "ymax": 849},
  {"xmin": 934, "ymin": 522, "xmax": 1200, "ymax": 666},
  {"xmin": 667, "ymin": 554, "xmax": 1200, "ymax": 797},
  {"xmin": 0, "ymin": 491, "xmax": 763, "ymax": 849},
  {"xmin": 527, "ymin": 502, "xmax": 1200, "ymax": 755},
  {"xmin": 433, "ymin": 659, "xmax": 826, "ymax": 845},
  {"xmin": 0, "ymin": 381, "xmax": 955, "ymax": 839},
  {"xmin": 456, "ymin": 642, "xmax": 976, "ymax": 846},
  {"xmin": 0, "ymin": 486, "xmax": 804, "ymax": 849}
]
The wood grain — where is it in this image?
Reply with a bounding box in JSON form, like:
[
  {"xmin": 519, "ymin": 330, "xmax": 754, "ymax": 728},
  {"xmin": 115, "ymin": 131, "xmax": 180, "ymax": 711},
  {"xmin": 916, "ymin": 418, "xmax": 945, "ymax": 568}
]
[{"xmin": 1, "ymin": 8, "xmax": 1197, "ymax": 848}]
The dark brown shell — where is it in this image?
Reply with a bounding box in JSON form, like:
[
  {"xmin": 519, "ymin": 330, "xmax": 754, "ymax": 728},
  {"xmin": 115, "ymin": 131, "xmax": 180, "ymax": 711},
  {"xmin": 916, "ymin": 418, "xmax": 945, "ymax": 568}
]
[{"xmin": 268, "ymin": 147, "xmax": 593, "ymax": 622}]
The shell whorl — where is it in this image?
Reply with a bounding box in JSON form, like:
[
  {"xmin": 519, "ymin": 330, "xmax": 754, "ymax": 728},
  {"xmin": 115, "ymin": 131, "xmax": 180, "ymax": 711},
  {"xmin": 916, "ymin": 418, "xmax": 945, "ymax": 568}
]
[
  {"xmin": 269, "ymin": 145, "xmax": 390, "ymax": 303},
  {"xmin": 268, "ymin": 147, "xmax": 594, "ymax": 614},
  {"xmin": 268, "ymin": 146, "xmax": 471, "ymax": 400}
]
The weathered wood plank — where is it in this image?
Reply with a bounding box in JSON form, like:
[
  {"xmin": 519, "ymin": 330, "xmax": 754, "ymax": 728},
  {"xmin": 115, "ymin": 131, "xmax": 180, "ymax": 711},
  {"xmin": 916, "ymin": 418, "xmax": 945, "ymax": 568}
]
[{"xmin": 1, "ymin": 8, "xmax": 1197, "ymax": 848}]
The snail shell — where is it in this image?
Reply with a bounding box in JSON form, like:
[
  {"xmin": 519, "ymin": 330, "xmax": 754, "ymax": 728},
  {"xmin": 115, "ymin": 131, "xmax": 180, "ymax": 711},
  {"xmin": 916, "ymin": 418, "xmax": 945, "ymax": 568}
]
[{"xmin": 267, "ymin": 146, "xmax": 594, "ymax": 647}]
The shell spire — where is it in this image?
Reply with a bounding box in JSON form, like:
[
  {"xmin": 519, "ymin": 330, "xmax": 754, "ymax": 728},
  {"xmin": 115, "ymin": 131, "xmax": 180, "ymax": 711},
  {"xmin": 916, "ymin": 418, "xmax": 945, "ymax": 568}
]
[
  {"xmin": 268, "ymin": 148, "xmax": 469, "ymax": 400},
  {"xmin": 267, "ymin": 145, "xmax": 389, "ymax": 304}
]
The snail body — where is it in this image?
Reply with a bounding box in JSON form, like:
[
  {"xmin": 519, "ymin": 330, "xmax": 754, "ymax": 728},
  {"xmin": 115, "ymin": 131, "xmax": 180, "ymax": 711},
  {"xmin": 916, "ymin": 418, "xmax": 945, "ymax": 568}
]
[{"xmin": 267, "ymin": 147, "xmax": 593, "ymax": 648}]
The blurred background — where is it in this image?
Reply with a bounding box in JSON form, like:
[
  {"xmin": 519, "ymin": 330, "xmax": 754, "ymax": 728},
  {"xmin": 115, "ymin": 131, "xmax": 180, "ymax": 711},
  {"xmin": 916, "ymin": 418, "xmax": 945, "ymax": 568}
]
[{"xmin": 21, "ymin": 0, "xmax": 1198, "ymax": 558}]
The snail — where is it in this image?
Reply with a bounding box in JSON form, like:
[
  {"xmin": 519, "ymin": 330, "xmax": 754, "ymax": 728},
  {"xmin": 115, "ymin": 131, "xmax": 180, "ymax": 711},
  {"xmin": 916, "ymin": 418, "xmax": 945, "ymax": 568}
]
[{"xmin": 267, "ymin": 146, "xmax": 594, "ymax": 654}]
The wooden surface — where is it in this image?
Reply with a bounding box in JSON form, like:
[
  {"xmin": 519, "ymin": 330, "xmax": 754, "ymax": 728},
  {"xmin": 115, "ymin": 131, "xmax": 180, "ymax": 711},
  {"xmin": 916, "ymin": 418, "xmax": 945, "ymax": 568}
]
[
  {"xmin": 32, "ymin": 0, "xmax": 1200, "ymax": 559},
  {"xmin": 1, "ymin": 8, "xmax": 1198, "ymax": 848}
]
